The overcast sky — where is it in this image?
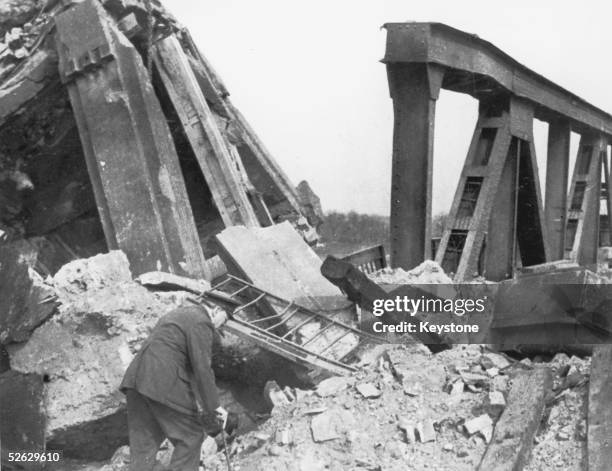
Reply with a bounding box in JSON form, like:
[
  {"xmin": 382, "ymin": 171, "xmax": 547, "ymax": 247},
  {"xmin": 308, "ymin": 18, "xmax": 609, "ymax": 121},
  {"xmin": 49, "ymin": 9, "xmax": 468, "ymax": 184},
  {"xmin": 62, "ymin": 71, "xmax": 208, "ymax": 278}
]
[{"xmin": 169, "ymin": 0, "xmax": 612, "ymax": 216}]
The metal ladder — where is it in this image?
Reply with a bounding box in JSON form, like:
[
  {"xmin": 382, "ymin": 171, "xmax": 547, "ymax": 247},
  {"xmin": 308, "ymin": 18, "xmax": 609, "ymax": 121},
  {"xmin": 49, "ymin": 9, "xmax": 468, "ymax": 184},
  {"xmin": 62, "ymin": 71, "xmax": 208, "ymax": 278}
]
[{"xmin": 201, "ymin": 275, "xmax": 381, "ymax": 376}]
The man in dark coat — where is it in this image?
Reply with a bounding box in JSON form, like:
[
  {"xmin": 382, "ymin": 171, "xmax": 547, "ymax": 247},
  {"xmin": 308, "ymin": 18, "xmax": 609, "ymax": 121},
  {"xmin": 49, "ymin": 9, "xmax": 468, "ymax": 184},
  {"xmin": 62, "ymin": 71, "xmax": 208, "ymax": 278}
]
[{"xmin": 120, "ymin": 303, "xmax": 232, "ymax": 470}]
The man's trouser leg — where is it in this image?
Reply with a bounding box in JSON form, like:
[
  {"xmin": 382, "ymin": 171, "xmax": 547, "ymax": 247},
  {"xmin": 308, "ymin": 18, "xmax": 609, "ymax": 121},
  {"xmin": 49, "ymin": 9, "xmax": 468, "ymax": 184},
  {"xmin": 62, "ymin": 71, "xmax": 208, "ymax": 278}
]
[
  {"xmin": 146, "ymin": 397, "xmax": 205, "ymax": 470},
  {"xmin": 126, "ymin": 389, "xmax": 164, "ymax": 471}
]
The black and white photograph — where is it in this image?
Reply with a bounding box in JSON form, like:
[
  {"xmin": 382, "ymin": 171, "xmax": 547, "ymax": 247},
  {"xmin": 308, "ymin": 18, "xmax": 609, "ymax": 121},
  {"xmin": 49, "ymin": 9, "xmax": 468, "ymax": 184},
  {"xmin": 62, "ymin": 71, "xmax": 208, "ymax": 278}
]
[{"xmin": 1, "ymin": 0, "xmax": 611, "ymax": 470}]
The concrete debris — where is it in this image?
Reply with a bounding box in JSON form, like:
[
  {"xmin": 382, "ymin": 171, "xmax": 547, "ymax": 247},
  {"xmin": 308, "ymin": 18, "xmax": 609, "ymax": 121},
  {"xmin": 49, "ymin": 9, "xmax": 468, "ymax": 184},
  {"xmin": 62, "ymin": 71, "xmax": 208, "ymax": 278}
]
[
  {"xmin": 369, "ymin": 259, "xmax": 453, "ymax": 285},
  {"xmin": 296, "ymin": 180, "xmax": 324, "ymax": 231},
  {"xmin": 315, "ymin": 376, "xmax": 350, "ymax": 397},
  {"xmin": 464, "ymin": 414, "xmax": 493, "ymax": 436},
  {"xmin": 2, "ymin": 251, "xmax": 271, "ymax": 460},
  {"xmin": 49, "ymin": 343, "xmax": 598, "ymax": 471},
  {"xmin": 355, "ymin": 382, "xmax": 382, "ymax": 398},
  {"xmin": 215, "ymin": 222, "xmax": 349, "ymax": 312},
  {"xmin": 135, "ymin": 270, "xmax": 211, "ymax": 294},
  {"xmin": 480, "ymin": 367, "xmax": 553, "ymax": 470},
  {"xmin": 264, "ymin": 380, "xmax": 292, "ymax": 408},
  {"xmin": 486, "ymin": 367, "xmax": 499, "ymax": 377},
  {"xmin": 275, "ymin": 428, "xmax": 292, "ymax": 446},
  {"xmin": 397, "ymin": 417, "xmax": 416, "ymax": 443},
  {"xmin": 416, "ymin": 420, "xmax": 436, "ymax": 443},
  {"xmin": 310, "ymin": 409, "xmax": 342, "ymax": 442},
  {"xmin": 188, "ymin": 345, "xmax": 495, "ymax": 470},
  {"xmin": 480, "ymin": 352, "xmax": 512, "ymax": 370},
  {"xmin": 487, "ymin": 390, "xmax": 506, "ymax": 416}
]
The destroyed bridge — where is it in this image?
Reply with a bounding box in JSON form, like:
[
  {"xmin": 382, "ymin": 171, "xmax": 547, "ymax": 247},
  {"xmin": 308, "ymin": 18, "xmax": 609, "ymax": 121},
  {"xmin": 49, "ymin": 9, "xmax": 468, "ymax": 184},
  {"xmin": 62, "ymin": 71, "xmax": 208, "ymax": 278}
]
[
  {"xmin": 0, "ymin": 0, "xmax": 320, "ymax": 281},
  {"xmin": 2, "ymin": 2, "xmax": 612, "ymax": 469},
  {"xmin": 384, "ymin": 23, "xmax": 612, "ymax": 280}
]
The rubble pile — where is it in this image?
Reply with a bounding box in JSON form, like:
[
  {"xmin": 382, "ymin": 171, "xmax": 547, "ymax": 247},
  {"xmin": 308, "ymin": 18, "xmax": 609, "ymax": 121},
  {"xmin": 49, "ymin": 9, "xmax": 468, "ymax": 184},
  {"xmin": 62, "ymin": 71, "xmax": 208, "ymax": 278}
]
[
  {"xmin": 0, "ymin": 0, "xmax": 49, "ymax": 81},
  {"xmin": 4, "ymin": 251, "xmax": 284, "ymax": 460},
  {"xmin": 526, "ymin": 354, "xmax": 590, "ymax": 471},
  {"xmin": 83, "ymin": 344, "xmax": 593, "ymax": 470},
  {"xmin": 369, "ymin": 260, "xmax": 453, "ymax": 285},
  {"xmin": 7, "ymin": 251, "xmax": 188, "ymax": 458}
]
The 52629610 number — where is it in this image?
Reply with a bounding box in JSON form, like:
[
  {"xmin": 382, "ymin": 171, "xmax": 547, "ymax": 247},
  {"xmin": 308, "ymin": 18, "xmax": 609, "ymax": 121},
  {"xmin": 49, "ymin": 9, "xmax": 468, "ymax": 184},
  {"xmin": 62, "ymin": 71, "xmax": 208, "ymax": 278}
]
[{"xmin": 7, "ymin": 451, "xmax": 63, "ymax": 463}]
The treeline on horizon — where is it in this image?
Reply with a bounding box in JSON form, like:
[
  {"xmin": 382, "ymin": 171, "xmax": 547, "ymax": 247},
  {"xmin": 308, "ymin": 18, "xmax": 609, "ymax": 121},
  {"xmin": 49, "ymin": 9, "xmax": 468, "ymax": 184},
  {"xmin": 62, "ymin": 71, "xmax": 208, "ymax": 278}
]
[{"xmin": 319, "ymin": 211, "xmax": 447, "ymax": 250}]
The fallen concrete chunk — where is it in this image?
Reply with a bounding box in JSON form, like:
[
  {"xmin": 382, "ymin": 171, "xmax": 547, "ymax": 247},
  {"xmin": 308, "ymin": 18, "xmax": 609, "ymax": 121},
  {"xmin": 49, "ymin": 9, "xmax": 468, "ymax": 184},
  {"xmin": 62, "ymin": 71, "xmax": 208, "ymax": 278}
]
[
  {"xmin": 477, "ymin": 367, "xmax": 552, "ymax": 471},
  {"xmin": 356, "ymin": 382, "xmax": 382, "ymax": 399},
  {"xmin": 6, "ymin": 251, "xmax": 263, "ymax": 460},
  {"xmin": 487, "ymin": 391, "xmax": 506, "ymax": 415},
  {"xmin": 398, "ymin": 417, "xmax": 416, "ymax": 443},
  {"xmin": 588, "ymin": 345, "xmax": 612, "ymax": 471},
  {"xmin": 310, "ymin": 407, "xmax": 354, "ymax": 443},
  {"xmin": 464, "ymin": 414, "xmax": 493, "ymax": 436},
  {"xmin": 136, "ymin": 271, "xmax": 211, "ymax": 294},
  {"xmin": 311, "ymin": 410, "xmax": 340, "ymax": 442},
  {"xmin": 459, "ymin": 371, "xmax": 489, "ymax": 387},
  {"xmin": 416, "ymin": 420, "xmax": 436, "ymax": 443},
  {"xmin": 215, "ymin": 223, "xmax": 349, "ymax": 312},
  {"xmin": 275, "ymin": 428, "xmax": 292, "ymax": 446},
  {"xmin": 481, "ymin": 352, "xmax": 511, "ymax": 370},
  {"xmin": 316, "ymin": 376, "xmax": 349, "ymax": 397},
  {"xmin": 264, "ymin": 380, "xmax": 291, "ymax": 408}
]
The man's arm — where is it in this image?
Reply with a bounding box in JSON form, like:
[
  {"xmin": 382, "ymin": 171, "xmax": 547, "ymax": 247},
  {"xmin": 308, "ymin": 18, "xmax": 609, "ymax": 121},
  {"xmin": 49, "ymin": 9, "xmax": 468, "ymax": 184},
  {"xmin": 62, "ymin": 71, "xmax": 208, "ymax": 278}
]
[{"xmin": 184, "ymin": 316, "xmax": 220, "ymax": 418}]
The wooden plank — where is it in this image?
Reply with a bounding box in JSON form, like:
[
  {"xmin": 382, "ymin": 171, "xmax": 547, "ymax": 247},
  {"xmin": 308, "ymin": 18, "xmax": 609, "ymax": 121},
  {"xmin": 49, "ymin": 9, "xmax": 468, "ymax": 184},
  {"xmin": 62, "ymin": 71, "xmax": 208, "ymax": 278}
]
[
  {"xmin": 477, "ymin": 367, "xmax": 552, "ymax": 471},
  {"xmin": 215, "ymin": 222, "xmax": 350, "ymax": 312},
  {"xmin": 54, "ymin": 0, "xmax": 209, "ymax": 278},
  {"xmin": 588, "ymin": 345, "xmax": 612, "ymax": 471},
  {"xmin": 153, "ymin": 35, "xmax": 259, "ymax": 228}
]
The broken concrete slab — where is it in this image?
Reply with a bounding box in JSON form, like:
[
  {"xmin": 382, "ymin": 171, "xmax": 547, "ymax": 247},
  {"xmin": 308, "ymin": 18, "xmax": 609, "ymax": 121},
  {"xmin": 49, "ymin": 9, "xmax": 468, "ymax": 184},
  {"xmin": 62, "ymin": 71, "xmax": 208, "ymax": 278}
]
[
  {"xmin": 355, "ymin": 382, "xmax": 382, "ymax": 399},
  {"xmin": 416, "ymin": 420, "xmax": 436, "ymax": 443},
  {"xmin": 315, "ymin": 376, "xmax": 350, "ymax": 397},
  {"xmin": 6, "ymin": 251, "xmax": 271, "ymax": 460},
  {"xmin": 310, "ymin": 407, "xmax": 353, "ymax": 443},
  {"xmin": 136, "ymin": 270, "xmax": 211, "ymax": 294},
  {"xmin": 464, "ymin": 414, "xmax": 493, "ymax": 436},
  {"xmin": 311, "ymin": 410, "xmax": 340, "ymax": 442},
  {"xmin": 7, "ymin": 252, "xmax": 173, "ymax": 459},
  {"xmin": 477, "ymin": 367, "xmax": 552, "ymax": 470},
  {"xmin": 215, "ymin": 222, "xmax": 351, "ymax": 312},
  {"xmin": 0, "ymin": 242, "xmax": 58, "ymax": 344},
  {"xmin": 264, "ymin": 380, "xmax": 291, "ymax": 408},
  {"xmin": 398, "ymin": 417, "xmax": 416, "ymax": 443},
  {"xmin": 588, "ymin": 345, "xmax": 612, "ymax": 471},
  {"xmin": 480, "ymin": 352, "xmax": 512, "ymax": 370}
]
